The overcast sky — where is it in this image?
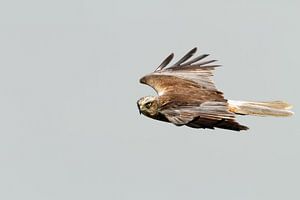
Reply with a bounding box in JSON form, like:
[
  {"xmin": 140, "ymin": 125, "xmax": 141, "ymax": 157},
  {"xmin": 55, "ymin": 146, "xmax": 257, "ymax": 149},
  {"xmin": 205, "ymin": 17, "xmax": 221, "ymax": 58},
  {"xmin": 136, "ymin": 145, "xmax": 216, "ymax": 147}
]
[{"xmin": 0, "ymin": 0, "xmax": 299, "ymax": 200}]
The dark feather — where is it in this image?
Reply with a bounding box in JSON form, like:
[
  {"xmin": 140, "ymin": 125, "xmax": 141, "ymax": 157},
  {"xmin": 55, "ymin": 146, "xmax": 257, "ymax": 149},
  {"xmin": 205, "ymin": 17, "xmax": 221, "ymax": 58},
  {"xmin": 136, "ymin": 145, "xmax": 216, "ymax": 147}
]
[
  {"xmin": 181, "ymin": 54, "xmax": 209, "ymax": 66},
  {"xmin": 170, "ymin": 47, "xmax": 197, "ymax": 67},
  {"xmin": 155, "ymin": 53, "xmax": 174, "ymax": 71},
  {"xmin": 186, "ymin": 118, "xmax": 249, "ymax": 131},
  {"xmin": 194, "ymin": 59, "xmax": 218, "ymax": 66}
]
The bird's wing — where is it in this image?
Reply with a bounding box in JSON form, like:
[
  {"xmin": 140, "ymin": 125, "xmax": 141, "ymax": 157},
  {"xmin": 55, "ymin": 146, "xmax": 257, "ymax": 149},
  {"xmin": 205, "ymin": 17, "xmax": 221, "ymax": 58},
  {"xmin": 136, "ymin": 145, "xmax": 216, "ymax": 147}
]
[
  {"xmin": 139, "ymin": 47, "xmax": 224, "ymax": 101},
  {"xmin": 160, "ymin": 101, "xmax": 248, "ymax": 130},
  {"xmin": 160, "ymin": 101, "xmax": 235, "ymax": 125}
]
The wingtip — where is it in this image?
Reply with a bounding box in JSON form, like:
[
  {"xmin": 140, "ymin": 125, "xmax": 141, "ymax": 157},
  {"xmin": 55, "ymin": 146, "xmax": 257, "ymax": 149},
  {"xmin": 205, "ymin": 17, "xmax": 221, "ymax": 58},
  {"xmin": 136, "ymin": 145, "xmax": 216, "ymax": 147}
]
[
  {"xmin": 189, "ymin": 47, "xmax": 198, "ymax": 57},
  {"xmin": 155, "ymin": 52, "xmax": 174, "ymax": 72}
]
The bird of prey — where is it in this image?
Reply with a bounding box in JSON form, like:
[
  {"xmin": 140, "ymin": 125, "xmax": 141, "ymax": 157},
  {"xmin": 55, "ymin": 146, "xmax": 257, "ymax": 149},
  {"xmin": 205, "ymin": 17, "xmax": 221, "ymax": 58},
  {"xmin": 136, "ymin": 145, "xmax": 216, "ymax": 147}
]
[{"xmin": 137, "ymin": 47, "xmax": 293, "ymax": 131}]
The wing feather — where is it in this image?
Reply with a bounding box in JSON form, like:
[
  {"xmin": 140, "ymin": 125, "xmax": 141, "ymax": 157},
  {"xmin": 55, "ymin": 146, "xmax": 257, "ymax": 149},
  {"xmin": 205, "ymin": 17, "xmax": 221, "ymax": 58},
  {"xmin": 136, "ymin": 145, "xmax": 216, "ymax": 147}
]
[
  {"xmin": 155, "ymin": 53, "xmax": 174, "ymax": 71},
  {"xmin": 182, "ymin": 54, "xmax": 209, "ymax": 65},
  {"xmin": 194, "ymin": 59, "xmax": 218, "ymax": 66},
  {"xmin": 170, "ymin": 47, "xmax": 197, "ymax": 67}
]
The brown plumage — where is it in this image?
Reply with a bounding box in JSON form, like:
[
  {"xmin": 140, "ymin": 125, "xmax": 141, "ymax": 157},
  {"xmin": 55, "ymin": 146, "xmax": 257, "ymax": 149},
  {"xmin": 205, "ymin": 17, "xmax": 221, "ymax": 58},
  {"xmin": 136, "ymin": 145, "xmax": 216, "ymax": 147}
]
[{"xmin": 137, "ymin": 48, "xmax": 293, "ymax": 131}]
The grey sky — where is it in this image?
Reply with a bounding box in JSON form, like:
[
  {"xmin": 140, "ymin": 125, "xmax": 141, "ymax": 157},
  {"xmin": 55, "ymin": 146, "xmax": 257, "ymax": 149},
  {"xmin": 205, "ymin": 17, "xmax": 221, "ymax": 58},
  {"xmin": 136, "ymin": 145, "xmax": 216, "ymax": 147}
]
[{"xmin": 0, "ymin": 0, "xmax": 299, "ymax": 199}]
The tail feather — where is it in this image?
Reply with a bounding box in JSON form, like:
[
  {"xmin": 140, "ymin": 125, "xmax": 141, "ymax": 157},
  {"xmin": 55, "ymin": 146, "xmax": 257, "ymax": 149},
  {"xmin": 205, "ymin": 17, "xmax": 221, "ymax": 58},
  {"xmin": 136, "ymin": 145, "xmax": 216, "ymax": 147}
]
[{"xmin": 228, "ymin": 100, "xmax": 294, "ymax": 117}]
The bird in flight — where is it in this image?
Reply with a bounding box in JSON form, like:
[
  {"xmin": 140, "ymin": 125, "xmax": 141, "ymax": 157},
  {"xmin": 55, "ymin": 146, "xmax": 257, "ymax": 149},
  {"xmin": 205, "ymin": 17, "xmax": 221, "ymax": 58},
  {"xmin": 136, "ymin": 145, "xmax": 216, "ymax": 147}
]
[{"xmin": 137, "ymin": 48, "xmax": 293, "ymax": 131}]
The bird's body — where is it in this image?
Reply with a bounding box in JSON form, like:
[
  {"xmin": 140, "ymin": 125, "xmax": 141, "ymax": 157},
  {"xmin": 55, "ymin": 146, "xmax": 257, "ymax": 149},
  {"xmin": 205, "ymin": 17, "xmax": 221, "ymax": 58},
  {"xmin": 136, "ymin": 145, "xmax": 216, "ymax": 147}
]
[{"xmin": 137, "ymin": 48, "xmax": 293, "ymax": 131}]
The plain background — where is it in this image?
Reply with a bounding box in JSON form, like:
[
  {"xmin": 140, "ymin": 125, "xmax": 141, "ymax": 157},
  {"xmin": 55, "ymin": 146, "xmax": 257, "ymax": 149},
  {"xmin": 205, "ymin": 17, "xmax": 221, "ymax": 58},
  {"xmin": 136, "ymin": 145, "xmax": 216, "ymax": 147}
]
[{"xmin": 0, "ymin": 0, "xmax": 299, "ymax": 199}]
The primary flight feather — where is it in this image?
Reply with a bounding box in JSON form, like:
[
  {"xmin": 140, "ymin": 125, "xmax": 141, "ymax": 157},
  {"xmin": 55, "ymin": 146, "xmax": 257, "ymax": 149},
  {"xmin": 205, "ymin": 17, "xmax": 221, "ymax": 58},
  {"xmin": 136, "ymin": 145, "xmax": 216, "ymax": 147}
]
[{"xmin": 137, "ymin": 47, "xmax": 293, "ymax": 131}]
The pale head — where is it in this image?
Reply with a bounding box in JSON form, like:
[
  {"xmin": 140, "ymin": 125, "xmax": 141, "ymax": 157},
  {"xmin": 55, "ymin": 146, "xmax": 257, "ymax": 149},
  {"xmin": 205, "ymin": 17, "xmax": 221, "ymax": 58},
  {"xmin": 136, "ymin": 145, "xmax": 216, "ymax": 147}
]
[{"xmin": 137, "ymin": 96, "xmax": 159, "ymax": 118}]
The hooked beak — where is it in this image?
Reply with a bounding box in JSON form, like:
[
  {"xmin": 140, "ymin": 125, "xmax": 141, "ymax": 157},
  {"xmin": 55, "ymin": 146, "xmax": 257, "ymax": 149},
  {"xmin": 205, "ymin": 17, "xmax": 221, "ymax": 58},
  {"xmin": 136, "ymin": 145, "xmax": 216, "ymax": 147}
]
[{"xmin": 137, "ymin": 101, "xmax": 141, "ymax": 115}]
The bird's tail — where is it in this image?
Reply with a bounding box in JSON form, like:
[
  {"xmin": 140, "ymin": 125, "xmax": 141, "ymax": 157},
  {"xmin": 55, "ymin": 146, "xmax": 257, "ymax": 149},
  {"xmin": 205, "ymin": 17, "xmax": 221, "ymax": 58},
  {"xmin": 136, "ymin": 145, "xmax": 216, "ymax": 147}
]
[{"xmin": 228, "ymin": 100, "xmax": 294, "ymax": 117}]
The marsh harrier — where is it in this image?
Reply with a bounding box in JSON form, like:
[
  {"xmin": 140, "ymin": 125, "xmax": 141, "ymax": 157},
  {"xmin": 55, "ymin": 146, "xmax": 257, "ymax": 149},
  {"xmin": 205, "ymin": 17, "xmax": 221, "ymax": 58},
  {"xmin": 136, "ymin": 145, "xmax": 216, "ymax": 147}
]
[{"xmin": 137, "ymin": 48, "xmax": 293, "ymax": 131}]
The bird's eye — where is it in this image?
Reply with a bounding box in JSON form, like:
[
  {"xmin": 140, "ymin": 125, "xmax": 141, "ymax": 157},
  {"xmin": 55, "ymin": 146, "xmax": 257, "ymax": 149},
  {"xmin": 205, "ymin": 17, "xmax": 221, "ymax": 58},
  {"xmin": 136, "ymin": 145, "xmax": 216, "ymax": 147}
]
[{"xmin": 145, "ymin": 102, "xmax": 152, "ymax": 109}]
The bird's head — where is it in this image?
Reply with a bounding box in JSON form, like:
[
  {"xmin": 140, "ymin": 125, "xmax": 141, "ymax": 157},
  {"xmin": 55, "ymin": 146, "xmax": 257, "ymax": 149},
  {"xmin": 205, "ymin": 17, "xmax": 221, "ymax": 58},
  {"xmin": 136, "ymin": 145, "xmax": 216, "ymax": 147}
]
[{"xmin": 137, "ymin": 96, "xmax": 159, "ymax": 118}]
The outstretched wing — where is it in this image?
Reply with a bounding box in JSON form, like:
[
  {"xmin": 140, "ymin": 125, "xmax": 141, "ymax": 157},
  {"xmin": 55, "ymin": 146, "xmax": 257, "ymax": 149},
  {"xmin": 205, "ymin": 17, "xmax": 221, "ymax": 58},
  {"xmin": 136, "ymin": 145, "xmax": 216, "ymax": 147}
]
[
  {"xmin": 139, "ymin": 48, "xmax": 248, "ymax": 131},
  {"xmin": 140, "ymin": 47, "xmax": 224, "ymax": 102}
]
